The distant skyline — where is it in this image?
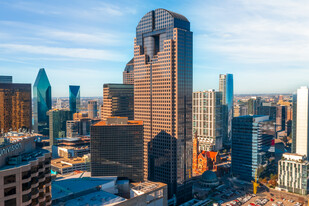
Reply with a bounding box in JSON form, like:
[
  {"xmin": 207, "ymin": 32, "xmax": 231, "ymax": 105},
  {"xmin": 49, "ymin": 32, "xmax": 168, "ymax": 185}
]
[{"xmin": 1, "ymin": 0, "xmax": 309, "ymax": 96}]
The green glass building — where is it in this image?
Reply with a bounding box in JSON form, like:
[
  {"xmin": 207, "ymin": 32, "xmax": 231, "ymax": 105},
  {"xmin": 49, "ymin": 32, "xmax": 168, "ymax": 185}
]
[
  {"xmin": 69, "ymin": 85, "xmax": 80, "ymax": 114},
  {"xmin": 33, "ymin": 68, "xmax": 51, "ymax": 135}
]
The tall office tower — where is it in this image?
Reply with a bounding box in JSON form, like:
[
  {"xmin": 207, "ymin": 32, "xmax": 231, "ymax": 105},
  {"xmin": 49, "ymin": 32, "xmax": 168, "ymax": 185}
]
[
  {"xmin": 0, "ymin": 134, "xmax": 52, "ymax": 205},
  {"xmin": 69, "ymin": 85, "xmax": 80, "ymax": 114},
  {"xmin": 296, "ymin": 86, "xmax": 309, "ymax": 157},
  {"xmin": 0, "ymin": 75, "xmax": 12, "ymax": 83},
  {"xmin": 87, "ymin": 100, "xmax": 98, "ymax": 119},
  {"xmin": 33, "ymin": 68, "xmax": 52, "ymax": 135},
  {"xmin": 47, "ymin": 109, "xmax": 72, "ymax": 146},
  {"xmin": 291, "ymin": 93, "xmax": 297, "ymax": 153},
  {"xmin": 234, "ymin": 105, "xmax": 240, "ymax": 117},
  {"xmin": 0, "ymin": 83, "xmax": 31, "ymax": 133},
  {"xmin": 102, "ymin": 84, "xmax": 134, "ymax": 120},
  {"xmin": 257, "ymin": 104, "xmax": 277, "ymax": 120},
  {"xmin": 133, "ymin": 9, "xmax": 193, "ymax": 201},
  {"xmin": 90, "ymin": 117, "xmax": 144, "ymax": 182},
  {"xmin": 123, "ymin": 58, "xmax": 134, "ymax": 84},
  {"xmin": 66, "ymin": 120, "xmax": 79, "ymax": 137},
  {"xmin": 276, "ymin": 105, "xmax": 286, "ymax": 131},
  {"xmin": 219, "ymin": 74, "xmax": 233, "ymax": 145},
  {"xmin": 192, "ymin": 90, "xmax": 223, "ymax": 151},
  {"xmin": 248, "ymin": 96, "xmax": 262, "ymax": 115},
  {"xmin": 232, "ymin": 115, "xmax": 275, "ymax": 181}
]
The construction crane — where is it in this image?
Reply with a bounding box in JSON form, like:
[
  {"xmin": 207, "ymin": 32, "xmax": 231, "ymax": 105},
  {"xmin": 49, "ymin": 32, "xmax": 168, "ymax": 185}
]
[{"xmin": 252, "ymin": 169, "xmax": 260, "ymax": 194}]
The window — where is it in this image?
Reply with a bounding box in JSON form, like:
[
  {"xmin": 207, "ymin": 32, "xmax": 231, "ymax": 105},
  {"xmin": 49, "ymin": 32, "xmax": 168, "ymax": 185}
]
[
  {"xmin": 22, "ymin": 193, "xmax": 31, "ymax": 203},
  {"xmin": 4, "ymin": 175, "xmax": 16, "ymax": 184},
  {"xmin": 4, "ymin": 187, "xmax": 16, "ymax": 197},
  {"xmin": 22, "ymin": 170, "xmax": 31, "ymax": 179},
  {"xmin": 22, "ymin": 182, "xmax": 31, "ymax": 191},
  {"xmin": 4, "ymin": 198, "xmax": 16, "ymax": 206}
]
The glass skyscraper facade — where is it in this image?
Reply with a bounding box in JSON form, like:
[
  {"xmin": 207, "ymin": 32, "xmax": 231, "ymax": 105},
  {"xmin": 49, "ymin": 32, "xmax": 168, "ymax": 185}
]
[
  {"xmin": 90, "ymin": 117, "xmax": 144, "ymax": 182},
  {"xmin": 219, "ymin": 74, "xmax": 234, "ymax": 145},
  {"xmin": 232, "ymin": 115, "xmax": 274, "ymax": 181},
  {"xmin": 33, "ymin": 68, "xmax": 52, "ymax": 134},
  {"xmin": 101, "ymin": 84, "xmax": 134, "ymax": 120},
  {"xmin": 69, "ymin": 85, "xmax": 80, "ymax": 114},
  {"xmin": 0, "ymin": 76, "xmax": 12, "ymax": 83},
  {"xmin": 47, "ymin": 109, "xmax": 72, "ymax": 146},
  {"xmin": 134, "ymin": 9, "xmax": 193, "ymax": 202},
  {"xmin": 292, "ymin": 93, "xmax": 297, "ymax": 153},
  {"xmin": 0, "ymin": 83, "xmax": 32, "ymax": 133}
]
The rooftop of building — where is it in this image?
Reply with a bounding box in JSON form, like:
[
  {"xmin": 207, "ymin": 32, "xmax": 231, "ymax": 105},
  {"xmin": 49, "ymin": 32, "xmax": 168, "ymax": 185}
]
[
  {"xmin": 93, "ymin": 117, "xmax": 143, "ymax": 126},
  {"xmin": 0, "ymin": 147, "xmax": 50, "ymax": 171},
  {"xmin": 52, "ymin": 172, "xmax": 120, "ymax": 201},
  {"xmin": 281, "ymin": 153, "xmax": 308, "ymax": 162},
  {"xmin": 51, "ymin": 157, "xmax": 88, "ymax": 169},
  {"xmin": 52, "ymin": 172, "xmax": 166, "ymax": 205},
  {"xmin": 57, "ymin": 145, "xmax": 89, "ymax": 150},
  {"xmin": 131, "ymin": 181, "xmax": 166, "ymax": 196}
]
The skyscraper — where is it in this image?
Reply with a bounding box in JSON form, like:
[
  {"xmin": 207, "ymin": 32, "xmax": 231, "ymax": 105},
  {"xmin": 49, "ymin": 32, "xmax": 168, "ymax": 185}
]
[
  {"xmin": 101, "ymin": 84, "xmax": 134, "ymax": 120},
  {"xmin": 33, "ymin": 68, "xmax": 52, "ymax": 134},
  {"xmin": 69, "ymin": 85, "xmax": 80, "ymax": 114},
  {"xmin": 296, "ymin": 86, "xmax": 309, "ymax": 157},
  {"xmin": 219, "ymin": 74, "xmax": 233, "ymax": 145},
  {"xmin": 0, "ymin": 83, "xmax": 31, "ymax": 133},
  {"xmin": 133, "ymin": 9, "xmax": 193, "ymax": 201},
  {"xmin": 292, "ymin": 93, "xmax": 297, "ymax": 153},
  {"xmin": 47, "ymin": 109, "xmax": 72, "ymax": 146},
  {"xmin": 193, "ymin": 90, "xmax": 223, "ymax": 151},
  {"xmin": 232, "ymin": 115, "xmax": 274, "ymax": 181},
  {"xmin": 248, "ymin": 96, "xmax": 262, "ymax": 115},
  {"xmin": 0, "ymin": 75, "xmax": 12, "ymax": 83},
  {"xmin": 87, "ymin": 100, "xmax": 98, "ymax": 119},
  {"xmin": 90, "ymin": 117, "xmax": 144, "ymax": 182},
  {"xmin": 123, "ymin": 58, "xmax": 134, "ymax": 84}
]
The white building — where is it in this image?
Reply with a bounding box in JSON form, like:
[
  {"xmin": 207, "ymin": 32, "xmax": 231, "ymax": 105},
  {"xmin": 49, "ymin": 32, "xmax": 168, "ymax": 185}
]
[
  {"xmin": 296, "ymin": 86, "xmax": 309, "ymax": 157},
  {"xmin": 193, "ymin": 90, "xmax": 223, "ymax": 151},
  {"xmin": 277, "ymin": 153, "xmax": 309, "ymax": 195}
]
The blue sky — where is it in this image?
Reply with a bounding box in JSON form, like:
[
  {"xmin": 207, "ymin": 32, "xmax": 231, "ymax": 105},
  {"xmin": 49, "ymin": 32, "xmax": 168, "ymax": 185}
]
[{"xmin": 1, "ymin": 0, "xmax": 309, "ymax": 97}]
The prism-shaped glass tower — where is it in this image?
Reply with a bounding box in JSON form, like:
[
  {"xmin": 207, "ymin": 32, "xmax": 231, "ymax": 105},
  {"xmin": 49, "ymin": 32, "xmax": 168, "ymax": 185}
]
[
  {"xmin": 33, "ymin": 68, "xmax": 52, "ymax": 134},
  {"xmin": 69, "ymin": 85, "xmax": 80, "ymax": 113}
]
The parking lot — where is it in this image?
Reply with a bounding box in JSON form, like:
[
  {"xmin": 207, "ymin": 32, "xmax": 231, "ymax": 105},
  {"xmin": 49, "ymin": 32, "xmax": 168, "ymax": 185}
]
[
  {"xmin": 221, "ymin": 191, "xmax": 304, "ymax": 206},
  {"xmin": 209, "ymin": 178, "xmax": 307, "ymax": 206}
]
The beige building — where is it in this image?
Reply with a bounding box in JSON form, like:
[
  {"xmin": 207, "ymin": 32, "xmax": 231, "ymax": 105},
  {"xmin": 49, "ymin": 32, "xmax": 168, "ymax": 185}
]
[
  {"xmin": 133, "ymin": 9, "xmax": 193, "ymax": 201},
  {"xmin": 0, "ymin": 134, "xmax": 52, "ymax": 206},
  {"xmin": 277, "ymin": 153, "xmax": 309, "ymax": 195},
  {"xmin": 193, "ymin": 90, "xmax": 223, "ymax": 151},
  {"xmin": 51, "ymin": 156, "xmax": 90, "ymax": 175}
]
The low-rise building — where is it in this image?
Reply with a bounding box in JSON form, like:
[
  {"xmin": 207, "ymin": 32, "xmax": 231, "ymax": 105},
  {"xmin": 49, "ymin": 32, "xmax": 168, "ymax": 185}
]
[
  {"xmin": 277, "ymin": 153, "xmax": 309, "ymax": 195},
  {"xmin": 51, "ymin": 156, "xmax": 90, "ymax": 175},
  {"xmin": 52, "ymin": 172, "xmax": 167, "ymax": 206},
  {"xmin": 52, "ymin": 145, "xmax": 89, "ymax": 158}
]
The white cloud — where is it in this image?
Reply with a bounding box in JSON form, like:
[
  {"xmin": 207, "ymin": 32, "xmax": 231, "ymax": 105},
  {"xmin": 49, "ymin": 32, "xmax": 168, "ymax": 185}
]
[
  {"xmin": 0, "ymin": 44, "xmax": 127, "ymax": 61},
  {"xmin": 191, "ymin": 0, "xmax": 309, "ymax": 64},
  {"xmin": 40, "ymin": 30, "xmax": 126, "ymax": 46}
]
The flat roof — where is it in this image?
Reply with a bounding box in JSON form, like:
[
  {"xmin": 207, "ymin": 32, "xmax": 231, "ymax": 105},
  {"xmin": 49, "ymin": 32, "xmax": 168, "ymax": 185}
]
[
  {"xmin": 93, "ymin": 120, "xmax": 143, "ymax": 126},
  {"xmin": 53, "ymin": 190, "xmax": 125, "ymax": 206},
  {"xmin": 51, "ymin": 157, "xmax": 87, "ymax": 169},
  {"xmin": 131, "ymin": 181, "xmax": 166, "ymax": 194},
  {"xmin": 52, "ymin": 173, "xmax": 118, "ymax": 200},
  {"xmin": 0, "ymin": 148, "xmax": 50, "ymax": 171}
]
